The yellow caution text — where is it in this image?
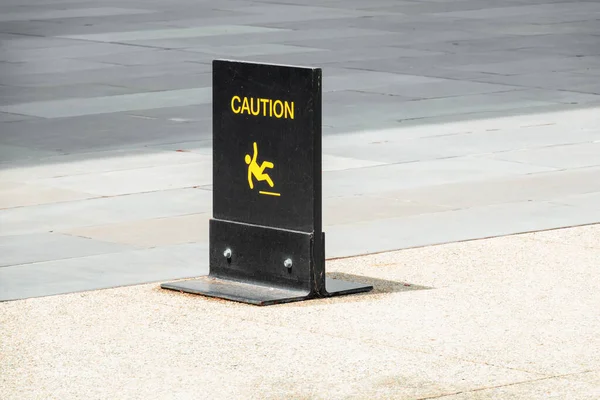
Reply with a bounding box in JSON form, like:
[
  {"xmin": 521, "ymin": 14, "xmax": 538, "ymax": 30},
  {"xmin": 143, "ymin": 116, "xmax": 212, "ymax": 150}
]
[{"xmin": 231, "ymin": 96, "xmax": 294, "ymax": 120}]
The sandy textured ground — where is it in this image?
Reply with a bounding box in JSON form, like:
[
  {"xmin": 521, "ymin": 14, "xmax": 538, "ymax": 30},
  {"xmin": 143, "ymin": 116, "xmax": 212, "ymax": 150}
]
[{"xmin": 2, "ymin": 225, "xmax": 600, "ymax": 400}]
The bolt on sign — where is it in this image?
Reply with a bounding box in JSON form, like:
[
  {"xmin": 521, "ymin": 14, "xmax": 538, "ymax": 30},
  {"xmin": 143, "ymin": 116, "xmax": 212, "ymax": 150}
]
[{"xmin": 161, "ymin": 60, "xmax": 372, "ymax": 305}]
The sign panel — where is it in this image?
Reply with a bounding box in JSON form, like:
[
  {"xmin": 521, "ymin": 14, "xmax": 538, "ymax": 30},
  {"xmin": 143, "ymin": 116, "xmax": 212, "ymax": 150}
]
[
  {"xmin": 212, "ymin": 59, "xmax": 322, "ymax": 233},
  {"xmin": 161, "ymin": 60, "xmax": 372, "ymax": 306}
]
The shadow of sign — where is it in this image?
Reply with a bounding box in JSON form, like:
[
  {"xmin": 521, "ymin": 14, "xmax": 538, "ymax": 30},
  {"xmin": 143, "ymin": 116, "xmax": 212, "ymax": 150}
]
[{"xmin": 326, "ymin": 272, "xmax": 433, "ymax": 294}]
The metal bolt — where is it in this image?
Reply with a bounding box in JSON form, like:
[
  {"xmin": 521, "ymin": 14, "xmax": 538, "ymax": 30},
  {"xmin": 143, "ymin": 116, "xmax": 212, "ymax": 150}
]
[
  {"xmin": 284, "ymin": 258, "xmax": 293, "ymax": 269},
  {"xmin": 223, "ymin": 248, "xmax": 232, "ymax": 259}
]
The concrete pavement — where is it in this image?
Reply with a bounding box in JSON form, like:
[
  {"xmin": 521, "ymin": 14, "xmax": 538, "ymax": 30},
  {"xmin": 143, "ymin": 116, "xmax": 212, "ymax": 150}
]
[
  {"xmin": 2, "ymin": 224, "xmax": 600, "ymax": 399},
  {"xmin": 2, "ymin": 0, "xmax": 600, "ymax": 301}
]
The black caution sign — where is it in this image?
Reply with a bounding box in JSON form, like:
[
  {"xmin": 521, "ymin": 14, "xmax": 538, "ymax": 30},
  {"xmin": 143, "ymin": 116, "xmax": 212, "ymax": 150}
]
[{"xmin": 161, "ymin": 60, "xmax": 372, "ymax": 305}]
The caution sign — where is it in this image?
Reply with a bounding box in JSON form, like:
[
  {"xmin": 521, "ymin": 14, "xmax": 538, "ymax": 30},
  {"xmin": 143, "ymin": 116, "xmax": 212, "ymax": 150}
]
[
  {"xmin": 160, "ymin": 60, "xmax": 372, "ymax": 306},
  {"xmin": 212, "ymin": 59, "xmax": 322, "ymax": 233}
]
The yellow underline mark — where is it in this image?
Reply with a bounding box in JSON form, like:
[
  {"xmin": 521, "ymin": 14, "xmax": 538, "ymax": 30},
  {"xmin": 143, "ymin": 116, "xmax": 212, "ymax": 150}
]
[{"xmin": 259, "ymin": 191, "xmax": 281, "ymax": 197}]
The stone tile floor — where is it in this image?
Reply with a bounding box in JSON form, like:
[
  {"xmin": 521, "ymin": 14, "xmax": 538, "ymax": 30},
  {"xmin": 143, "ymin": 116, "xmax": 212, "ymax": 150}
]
[{"xmin": 1, "ymin": 0, "xmax": 600, "ymax": 301}]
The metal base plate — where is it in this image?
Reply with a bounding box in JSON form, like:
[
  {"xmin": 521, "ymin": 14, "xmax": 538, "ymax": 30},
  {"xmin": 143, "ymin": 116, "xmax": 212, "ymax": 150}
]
[
  {"xmin": 324, "ymin": 278, "xmax": 373, "ymax": 298},
  {"xmin": 161, "ymin": 276, "xmax": 372, "ymax": 306}
]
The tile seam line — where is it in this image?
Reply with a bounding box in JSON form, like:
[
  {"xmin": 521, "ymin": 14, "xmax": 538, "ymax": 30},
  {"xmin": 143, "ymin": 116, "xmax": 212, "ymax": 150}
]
[
  {"xmin": 325, "ymin": 221, "xmax": 600, "ymax": 261},
  {"xmin": 323, "ymin": 153, "xmax": 560, "ymax": 172},
  {"xmin": 0, "ymin": 110, "xmax": 43, "ymax": 118},
  {"xmin": 7, "ymin": 141, "xmax": 575, "ymax": 181},
  {"xmin": 53, "ymin": 25, "xmax": 291, "ymax": 44},
  {"xmin": 349, "ymin": 88, "xmax": 528, "ymax": 100},
  {"xmin": 0, "ymin": 246, "xmax": 134, "ymax": 269},
  {"xmin": 330, "ymin": 64, "xmax": 600, "ymax": 96},
  {"xmin": 0, "ymin": 186, "xmax": 208, "ymax": 211},
  {"xmin": 53, "ymin": 210, "xmax": 210, "ymax": 232},
  {"xmin": 18, "ymin": 156, "xmax": 214, "ymax": 179},
  {"xmin": 391, "ymin": 106, "xmax": 569, "ymax": 126},
  {"xmin": 0, "ymin": 140, "xmax": 211, "ymax": 162},
  {"xmin": 416, "ymin": 369, "xmax": 598, "ymax": 400},
  {"xmin": 0, "ymin": 230, "xmax": 204, "ymax": 269}
]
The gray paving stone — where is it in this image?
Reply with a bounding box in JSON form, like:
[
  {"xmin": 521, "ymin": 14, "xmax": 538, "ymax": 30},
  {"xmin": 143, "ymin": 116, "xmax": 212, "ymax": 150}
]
[
  {"xmin": 0, "ymin": 8, "xmax": 156, "ymax": 22},
  {"xmin": 492, "ymin": 142, "xmax": 600, "ymax": 169},
  {"xmin": 0, "ymin": 233, "xmax": 133, "ymax": 268},
  {"xmin": 379, "ymin": 167, "xmax": 600, "ymax": 209},
  {"xmin": 325, "ymin": 199, "xmax": 600, "ymax": 258},
  {"xmin": 0, "ymin": 87, "xmax": 211, "ymax": 118},
  {"xmin": 1, "ymin": 58, "xmax": 120, "ymax": 76},
  {"xmin": 0, "ymin": 144, "xmax": 61, "ymax": 165},
  {"xmin": 59, "ymin": 26, "xmax": 287, "ymax": 43},
  {"xmin": 434, "ymin": 2, "xmax": 600, "ymax": 19},
  {"xmin": 2, "ymin": 62, "xmax": 211, "ymax": 88},
  {"xmin": 31, "ymin": 160, "xmax": 211, "ymax": 196},
  {"xmin": 125, "ymin": 103, "xmax": 211, "ymax": 121},
  {"xmin": 323, "ymin": 93, "xmax": 560, "ymax": 127},
  {"xmin": 0, "ymin": 147, "xmax": 209, "ymax": 181},
  {"xmin": 103, "ymin": 72, "xmax": 212, "ymax": 91},
  {"xmin": 453, "ymin": 56, "xmax": 600, "ymax": 76},
  {"xmin": 553, "ymin": 191, "xmax": 600, "ymax": 210},
  {"xmin": 323, "ymin": 116, "xmax": 600, "ymax": 164},
  {"xmin": 471, "ymin": 71, "xmax": 600, "ymax": 94},
  {"xmin": 156, "ymin": 8, "xmax": 386, "ymax": 28},
  {"xmin": 0, "ymin": 43, "xmax": 156, "ymax": 63},
  {"xmin": 322, "ymin": 157, "xmax": 554, "ymax": 198},
  {"xmin": 0, "ymin": 84, "xmax": 147, "ymax": 105},
  {"xmin": 133, "ymin": 27, "xmax": 391, "ymax": 48},
  {"xmin": 0, "ymin": 188, "xmax": 211, "ymax": 237},
  {"xmin": 0, "ymin": 112, "xmax": 37, "ymax": 122},
  {"xmin": 282, "ymin": 33, "xmax": 412, "ymax": 50},
  {"xmin": 181, "ymin": 44, "xmax": 326, "ymax": 57},
  {"xmin": 0, "ymin": 114, "xmax": 210, "ymax": 153},
  {"xmin": 3, "ymin": 0, "xmax": 600, "ymax": 301},
  {"xmin": 0, "ymin": 243, "xmax": 208, "ymax": 302},
  {"xmin": 358, "ymin": 81, "xmax": 523, "ymax": 99},
  {"xmin": 243, "ymin": 46, "xmax": 444, "ymax": 66},
  {"xmin": 73, "ymin": 49, "xmax": 214, "ymax": 66}
]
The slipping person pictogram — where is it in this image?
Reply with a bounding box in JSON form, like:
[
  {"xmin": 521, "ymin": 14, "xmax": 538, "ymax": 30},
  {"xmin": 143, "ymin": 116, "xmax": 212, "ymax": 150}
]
[{"xmin": 245, "ymin": 142, "xmax": 279, "ymax": 196}]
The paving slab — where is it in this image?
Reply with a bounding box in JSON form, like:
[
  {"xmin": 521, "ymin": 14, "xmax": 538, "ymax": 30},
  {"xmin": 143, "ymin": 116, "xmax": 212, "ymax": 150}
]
[
  {"xmin": 0, "ymin": 243, "xmax": 207, "ymax": 301},
  {"xmin": 0, "ymin": 181, "xmax": 94, "ymax": 209},
  {"xmin": 1, "ymin": 58, "xmax": 121, "ymax": 76},
  {"xmin": 322, "ymin": 157, "xmax": 554, "ymax": 198},
  {"xmin": 0, "ymin": 87, "xmax": 212, "ymax": 118},
  {"xmin": 0, "ymin": 112, "xmax": 36, "ymax": 122},
  {"xmin": 0, "ymin": 188, "xmax": 211, "ymax": 237},
  {"xmin": 0, "ymin": 144, "xmax": 60, "ymax": 165},
  {"xmin": 0, "ymin": 232, "xmax": 133, "ymax": 268},
  {"xmin": 28, "ymin": 161, "xmax": 211, "ymax": 196},
  {"xmin": 324, "ymin": 199, "xmax": 600, "ymax": 257},
  {"xmin": 0, "ymin": 148, "xmax": 209, "ymax": 181},
  {"xmin": 0, "ymin": 8, "xmax": 156, "ymax": 22},
  {"xmin": 2, "ymin": 0, "xmax": 600, "ymax": 305},
  {"xmin": 61, "ymin": 213, "xmax": 210, "ymax": 248},
  {"xmin": 58, "ymin": 26, "xmax": 288, "ymax": 43},
  {"xmin": 377, "ymin": 167, "xmax": 600, "ymax": 209},
  {"xmin": 491, "ymin": 142, "xmax": 600, "ymax": 169},
  {"xmin": 0, "ymin": 113, "xmax": 210, "ymax": 153},
  {"xmin": 0, "ymin": 83, "xmax": 147, "ymax": 105}
]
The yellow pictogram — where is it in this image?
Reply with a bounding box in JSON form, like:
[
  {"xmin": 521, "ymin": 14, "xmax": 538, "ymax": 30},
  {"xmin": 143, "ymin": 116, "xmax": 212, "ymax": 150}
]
[{"xmin": 245, "ymin": 142, "xmax": 280, "ymax": 196}]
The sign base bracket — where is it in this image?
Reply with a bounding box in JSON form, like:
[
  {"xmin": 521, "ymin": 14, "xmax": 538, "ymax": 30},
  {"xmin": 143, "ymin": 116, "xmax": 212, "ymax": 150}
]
[{"xmin": 161, "ymin": 276, "xmax": 371, "ymax": 306}]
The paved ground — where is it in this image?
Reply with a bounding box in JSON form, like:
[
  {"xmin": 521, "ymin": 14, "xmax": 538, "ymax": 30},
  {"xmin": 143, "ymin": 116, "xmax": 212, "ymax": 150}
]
[
  {"xmin": 2, "ymin": 0, "xmax": 600, "ymax": 301},
  {"xmin": 2, "ymin": 224, "xmax": 600, "ymax": 399}
]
